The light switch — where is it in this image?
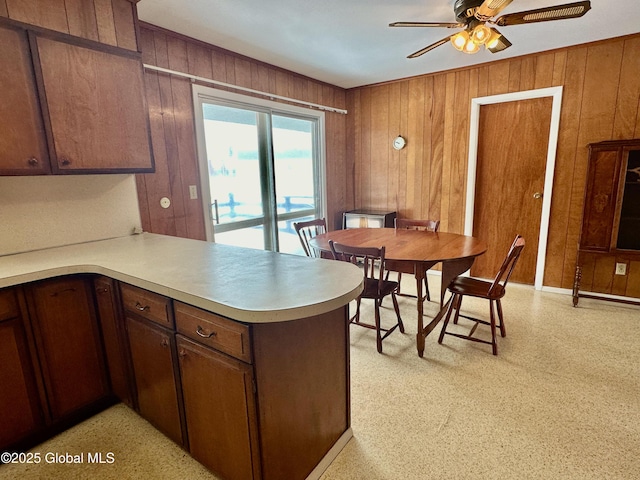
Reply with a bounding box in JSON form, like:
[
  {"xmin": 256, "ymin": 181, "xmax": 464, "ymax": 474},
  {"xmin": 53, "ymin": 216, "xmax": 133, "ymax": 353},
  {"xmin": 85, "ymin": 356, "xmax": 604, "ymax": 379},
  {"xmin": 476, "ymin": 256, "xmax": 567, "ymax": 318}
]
[
  {"xmin": 189, "ymin": 185, "xmax": 198, "ymax": 200},
  {"xmin": 615, "ymin": 263, "xmax": 627, "ymax": 275}
]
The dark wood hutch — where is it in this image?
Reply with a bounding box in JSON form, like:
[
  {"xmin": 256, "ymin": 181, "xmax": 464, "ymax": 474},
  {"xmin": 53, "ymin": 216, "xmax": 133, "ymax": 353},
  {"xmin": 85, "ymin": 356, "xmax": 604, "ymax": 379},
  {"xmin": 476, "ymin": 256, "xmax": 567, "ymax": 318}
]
[{"xmin": 573, "ymin": 139, "xmax": 640, "ymax": 306}]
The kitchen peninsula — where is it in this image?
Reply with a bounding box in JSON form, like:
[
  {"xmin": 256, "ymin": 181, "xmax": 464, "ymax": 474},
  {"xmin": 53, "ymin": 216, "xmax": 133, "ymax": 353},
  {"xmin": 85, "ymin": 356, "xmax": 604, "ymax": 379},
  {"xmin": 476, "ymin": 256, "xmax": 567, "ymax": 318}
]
[{"xmin": 0, "ymin": 233, "xmax": 364, "ymax": 480}]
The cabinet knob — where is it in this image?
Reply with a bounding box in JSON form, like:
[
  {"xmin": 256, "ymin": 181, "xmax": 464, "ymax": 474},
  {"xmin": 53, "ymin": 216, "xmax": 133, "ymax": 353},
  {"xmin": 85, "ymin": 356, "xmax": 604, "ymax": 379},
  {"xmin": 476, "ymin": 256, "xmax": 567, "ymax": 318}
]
[
  {"xmin": 60, "ymin": 158, "xmax": 71, "ymax": 166},
  {"xmin": 28, "ymin": 157, "xmax": 39, "ymax": 167},
  {"xmin": 160, "ymin": 338, "xmax": 169, "ymax": 348},
  {"xmin": 178, "ymin": 348, "xmax": 187, "ymax": 358},
  {"xmin": 533, "ymin": 192, "xmax": 543, "ymax": 199}
]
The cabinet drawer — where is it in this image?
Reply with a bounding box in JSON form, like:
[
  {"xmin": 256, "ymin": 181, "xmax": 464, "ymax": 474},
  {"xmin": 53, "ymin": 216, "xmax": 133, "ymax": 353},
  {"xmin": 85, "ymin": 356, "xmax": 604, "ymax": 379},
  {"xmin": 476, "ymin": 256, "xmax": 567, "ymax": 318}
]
[
  {"xmin": 0, "ymin": 289, "xmax": 19, "ymax": 322},
  {"xmin": 175, "ymin": 302, "xmax": 251, "ymax": 363},
  {"xmin": 120, "ymin": 283, "xmax": 173, "ymax": 329}
]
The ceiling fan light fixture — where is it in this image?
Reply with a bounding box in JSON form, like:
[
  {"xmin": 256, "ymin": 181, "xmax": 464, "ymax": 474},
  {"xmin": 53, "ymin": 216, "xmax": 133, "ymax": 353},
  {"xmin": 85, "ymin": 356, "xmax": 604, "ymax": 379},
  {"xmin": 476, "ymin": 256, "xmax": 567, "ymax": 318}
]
[
  {"xmin": 470, "ymin": 22, "xmax": 491, "ymax": 45},
  {"xmin": 463, "ymin": 39, "xmax": 480, "ymax": 54},
  {"xmin": 451, "ymin": 30, "xmax": 469, "ymax": 51},
  {"xmin": 486, "ymin": 29, "xmax": 501, "ymax": 49},
  {"xmin": 485, "ymin": 29, "xmax": 512, "ymax": 52}
]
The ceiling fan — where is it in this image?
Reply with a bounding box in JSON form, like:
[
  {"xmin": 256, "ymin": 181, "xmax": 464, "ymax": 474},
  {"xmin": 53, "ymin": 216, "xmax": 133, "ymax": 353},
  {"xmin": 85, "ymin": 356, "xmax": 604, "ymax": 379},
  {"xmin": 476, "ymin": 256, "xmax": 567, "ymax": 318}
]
[{"xmin": 390, "ymin": 0, "xmax": 591, "ymax": 58}]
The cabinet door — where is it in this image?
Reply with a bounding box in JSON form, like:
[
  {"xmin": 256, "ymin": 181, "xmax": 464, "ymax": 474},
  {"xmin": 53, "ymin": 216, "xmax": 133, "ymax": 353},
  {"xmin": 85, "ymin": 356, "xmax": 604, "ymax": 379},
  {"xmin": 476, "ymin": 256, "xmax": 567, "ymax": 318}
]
[
  {"xmin": 94, "ymin": 277, "xmax": 133, "ymax": 407},
  {"xmin": 27, "ymin": 277, "xmax": 109, "ymax": 419},
  {"xmin": 34, "ymin": 34, "xmax": 154, "ymax": 173},
  {"xmin": 0, "ymin": 23, "xmax": 50, "ymax": 174},
  {"xmin": 0, "ymin": 290, "xmax": 45, "ymax": 449},
  {"xmin": 580, "ymin": 146, "xmax": 622, "ymax": 251},
  {"xmin": 177, "ymin": 335, "xmax": 259, "ymax": 480},
  {"xmin": 126, "ymin": 316, "xmax": 184, "ymax": 445}
]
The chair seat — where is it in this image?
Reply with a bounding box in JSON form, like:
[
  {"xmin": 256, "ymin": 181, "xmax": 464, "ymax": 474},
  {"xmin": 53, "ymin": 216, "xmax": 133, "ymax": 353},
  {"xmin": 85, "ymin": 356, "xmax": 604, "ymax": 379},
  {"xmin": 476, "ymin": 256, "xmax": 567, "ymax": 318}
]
[
  {"xmin": 362, "ymin": 278, "xmax": 399, "ymax": 299},
  {"xmin": 438, "ymin": 235, "xmax": 525, "ymax": 356},
  {"xmin": 329, "ymin": 241, "xmax": 404, "ymax": 353},
  {"xmin": 449, "ymin": 276, "xmax": 505, "ymax": 300}
]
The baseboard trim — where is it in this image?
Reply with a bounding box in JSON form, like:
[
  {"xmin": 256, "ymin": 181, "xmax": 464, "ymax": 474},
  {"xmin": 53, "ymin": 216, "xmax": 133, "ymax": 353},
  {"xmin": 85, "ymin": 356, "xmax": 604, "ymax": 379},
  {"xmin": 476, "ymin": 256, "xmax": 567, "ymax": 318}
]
[{"xmin": 306, "ymin": 427, "xmax": 353, "ymax": 480}]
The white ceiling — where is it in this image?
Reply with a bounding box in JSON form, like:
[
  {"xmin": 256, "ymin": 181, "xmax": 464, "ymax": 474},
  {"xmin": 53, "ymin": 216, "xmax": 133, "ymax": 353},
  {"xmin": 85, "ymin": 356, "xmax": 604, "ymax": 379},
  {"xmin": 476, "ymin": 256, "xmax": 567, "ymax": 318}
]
[{"xmin": 137, "ymin": 0, "xmax": 640, "ymax": 89}]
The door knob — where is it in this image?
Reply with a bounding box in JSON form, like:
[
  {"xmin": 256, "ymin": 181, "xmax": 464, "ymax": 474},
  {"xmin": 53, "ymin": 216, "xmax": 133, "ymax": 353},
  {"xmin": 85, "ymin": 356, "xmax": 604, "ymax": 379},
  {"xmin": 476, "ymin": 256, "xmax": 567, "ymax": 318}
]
[{"xmin": 533, "ymin": 192, "xmax": 543, "ymax": 199}]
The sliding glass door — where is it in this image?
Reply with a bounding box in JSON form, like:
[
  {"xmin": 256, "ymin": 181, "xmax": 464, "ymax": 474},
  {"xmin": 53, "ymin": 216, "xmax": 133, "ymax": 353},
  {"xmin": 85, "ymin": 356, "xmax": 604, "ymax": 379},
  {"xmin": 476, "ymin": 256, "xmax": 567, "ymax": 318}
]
[{"xmin": 193, "ymin": 85, "xmax": 325, "ymax": 254}]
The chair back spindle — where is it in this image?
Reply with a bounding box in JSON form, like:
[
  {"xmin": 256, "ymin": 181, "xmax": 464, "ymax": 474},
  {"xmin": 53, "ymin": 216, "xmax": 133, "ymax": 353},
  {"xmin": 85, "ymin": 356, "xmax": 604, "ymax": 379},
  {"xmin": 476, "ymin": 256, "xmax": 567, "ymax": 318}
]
[
  {"xmin": 294, "ymin": 218, "xmax": 327, "ymax": 257},
  {"xmin": 395, "ymin": 218, "xmax": 440, "ymax": 232},
  {"xmin": 488, "ymin": 236, "xmax": 526, "ymax": 296}
]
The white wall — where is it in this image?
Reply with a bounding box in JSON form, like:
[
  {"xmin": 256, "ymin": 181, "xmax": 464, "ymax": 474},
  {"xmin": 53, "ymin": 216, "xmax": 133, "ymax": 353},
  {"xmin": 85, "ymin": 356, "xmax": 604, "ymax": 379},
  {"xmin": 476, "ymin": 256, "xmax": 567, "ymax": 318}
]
[{"xmin": 0, "ymin": 175, "xmax": 142, "ymax": 256}]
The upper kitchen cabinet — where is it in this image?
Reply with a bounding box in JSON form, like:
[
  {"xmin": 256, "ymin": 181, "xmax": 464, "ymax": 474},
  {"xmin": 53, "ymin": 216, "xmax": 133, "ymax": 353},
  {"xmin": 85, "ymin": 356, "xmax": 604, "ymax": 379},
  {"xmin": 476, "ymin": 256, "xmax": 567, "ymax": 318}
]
[
  {"xmin": 0, "ymin": 23, "xmax": 50, "ymax": 174},
  {"xmin": 0, "ymin": 17, "xmax": 154, "ymax": 175},
  {"xmin": 33, "ymin": 32, "xmax": 154, "ymax": 173}
]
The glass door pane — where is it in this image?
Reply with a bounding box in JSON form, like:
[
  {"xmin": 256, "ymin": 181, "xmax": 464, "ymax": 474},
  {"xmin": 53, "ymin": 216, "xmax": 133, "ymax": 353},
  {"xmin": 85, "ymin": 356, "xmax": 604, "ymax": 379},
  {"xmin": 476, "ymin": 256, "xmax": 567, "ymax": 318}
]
[
  {"xmin": 272, "ymin": 115, "xmax": 318, "ymax": 255},
  {"xmin": 202, "ymin": 104, "xmax": 270, "ymax": 250},
  {"xmin": 617, "ymin": 149, "xmax": 640, "ymax": 250},
  {"xmin": 193, "ymin": 85, "xmax": 326, "ymax": 255}
]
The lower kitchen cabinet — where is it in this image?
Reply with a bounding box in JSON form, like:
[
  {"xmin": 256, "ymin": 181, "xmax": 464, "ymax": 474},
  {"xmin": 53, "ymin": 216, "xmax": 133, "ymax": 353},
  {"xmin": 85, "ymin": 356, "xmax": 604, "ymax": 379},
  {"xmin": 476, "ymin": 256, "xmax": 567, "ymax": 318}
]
[
  {"xmin": 93, "ymin": 276, "xmax": 134, "ymax": 407},
  {"xmin": 177, "ymin": 335, "xmax": 260, "ymax": 480},
  {"xmin": 0, "ymin": 274, "xmax": 350, "ymax": 479},
  {"xmin": 126, "ymin": 315, "xmax": 184, "ymax": 446},
  {"xmin": 26, "ymin": 277, "xmax": 110, "ymax": 420},
  {"xmin": 0, "ymin": 289, "xmax": 45, "ymax": 450}
]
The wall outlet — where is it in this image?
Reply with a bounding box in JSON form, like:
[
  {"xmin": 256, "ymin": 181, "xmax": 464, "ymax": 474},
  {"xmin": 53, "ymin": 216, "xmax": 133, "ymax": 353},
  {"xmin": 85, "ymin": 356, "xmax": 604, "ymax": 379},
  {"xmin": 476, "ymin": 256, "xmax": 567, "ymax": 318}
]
[
  {"xmin": 189, "ymin": 185, "xmax": 198, "ymax": 200},
  {"xmin": 615, "ymin": 262, "xmax": 627, "ymax": 275}
]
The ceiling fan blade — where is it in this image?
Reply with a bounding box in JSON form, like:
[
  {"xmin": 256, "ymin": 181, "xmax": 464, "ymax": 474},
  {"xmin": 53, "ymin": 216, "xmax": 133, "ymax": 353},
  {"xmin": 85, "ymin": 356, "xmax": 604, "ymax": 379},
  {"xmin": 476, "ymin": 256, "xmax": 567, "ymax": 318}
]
[
  {"xmin": 389, "ymin": 21, "xmax": 463, "ymax": 28},
  {"xmin": 407, "ymin": 36, "xmax": 452, "ymax": 59},
  {"xmin": 494, "ymin": 1, "xmax": 591, "ymax": 26},
  {"xmin": 475, "ymin": 0, "xmax": 514, "ymax": 21},
  {"xmin": 486, "ymin": 29, "xmax": 512, "ymax": 53}
]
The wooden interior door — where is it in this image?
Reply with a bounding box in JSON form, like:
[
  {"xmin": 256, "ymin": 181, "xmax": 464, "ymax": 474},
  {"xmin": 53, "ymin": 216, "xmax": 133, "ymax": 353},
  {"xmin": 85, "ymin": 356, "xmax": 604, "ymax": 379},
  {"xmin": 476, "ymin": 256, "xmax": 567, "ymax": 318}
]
[{"xmin": 472, "ymin": 97, "xmax": 552, "ymax": 284}]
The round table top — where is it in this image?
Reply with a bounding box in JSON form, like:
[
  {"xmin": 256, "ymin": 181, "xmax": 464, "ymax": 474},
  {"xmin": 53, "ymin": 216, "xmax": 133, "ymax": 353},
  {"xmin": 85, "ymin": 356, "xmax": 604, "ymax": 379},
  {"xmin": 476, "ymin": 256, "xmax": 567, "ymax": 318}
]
[{"xmin": 309, "ymin": 228, "xmax": 487, "ymax": 263}]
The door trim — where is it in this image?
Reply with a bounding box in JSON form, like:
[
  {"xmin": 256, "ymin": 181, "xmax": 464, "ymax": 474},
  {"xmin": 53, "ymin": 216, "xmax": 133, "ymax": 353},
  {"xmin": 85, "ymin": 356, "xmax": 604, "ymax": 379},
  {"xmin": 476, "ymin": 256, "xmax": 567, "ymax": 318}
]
[{"xmin": 464, "ymin": 86, "xmax": 563, "ymax": 290}]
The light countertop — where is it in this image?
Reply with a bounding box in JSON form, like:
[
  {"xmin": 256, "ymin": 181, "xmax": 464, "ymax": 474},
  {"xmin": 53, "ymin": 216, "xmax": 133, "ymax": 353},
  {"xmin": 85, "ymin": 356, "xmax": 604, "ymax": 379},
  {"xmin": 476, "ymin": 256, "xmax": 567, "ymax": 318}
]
[{"xmin": 0, "ymin": 233, "xmax": 363, "ymax": 323}]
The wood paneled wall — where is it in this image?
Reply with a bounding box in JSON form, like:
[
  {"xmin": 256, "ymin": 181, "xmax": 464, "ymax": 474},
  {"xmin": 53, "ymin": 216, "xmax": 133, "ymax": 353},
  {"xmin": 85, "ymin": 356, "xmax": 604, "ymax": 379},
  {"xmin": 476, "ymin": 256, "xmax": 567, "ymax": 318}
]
[
  {"xmin": 0, "ymin": 0, "xmax": 138, "ymax": 50},
  {"xmin": 136, "ymin": 23, "xmax": 350, "ymax": 239},
  {"xmin": 347, "ymin": 34, "xmax": 640, "ymax": 290}
]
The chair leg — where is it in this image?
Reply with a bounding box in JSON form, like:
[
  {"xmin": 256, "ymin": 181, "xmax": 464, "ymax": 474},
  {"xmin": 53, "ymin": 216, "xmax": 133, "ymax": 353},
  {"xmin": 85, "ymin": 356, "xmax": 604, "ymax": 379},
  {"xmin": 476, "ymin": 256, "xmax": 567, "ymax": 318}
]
[
  {"xmin": 351, "ymin": 298, "xmax": 362, "ymax": 324},
  {"xmin": 438, "ymin": 294, "xmax": 457, "ymax": 344},
  {"xmin": 391, "ymin": 292, "xmax": 404, "ymax": 333},
  {"xmin": 489, "ymin": 300, "xmax": 498, "ymax": 355},
  {"xmin": 423, "ymin": 277, "xmax": 431, "ymax": 302},
  {"xmin": 496, "ymin": 299, "xmax": 506, "ymax": 337},
  {"xmin": 374, "ymin": 301, "xmax": 383, "ymax": 353},
  {"xmin": 452, "ymin": 294, "xmax": 462, "ymax": 325}
]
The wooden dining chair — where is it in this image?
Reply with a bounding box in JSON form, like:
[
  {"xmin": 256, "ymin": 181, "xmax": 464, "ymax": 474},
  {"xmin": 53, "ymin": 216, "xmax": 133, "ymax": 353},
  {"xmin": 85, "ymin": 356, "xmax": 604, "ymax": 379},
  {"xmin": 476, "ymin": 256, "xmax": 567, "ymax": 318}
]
[
  {"xmin": 438, "ymin": 235, "xmax": 525, "ymax": 355},
  {"xmin": 294, "ymin": 218, "xmax": 327, "ymax": 257},
  {"xmin": 385, "ymin": 218, "xmax": 440, "ymax": 301},
  {"xmin": 329, "ymin": 240, "xmax": 404, "ymax": 353}
]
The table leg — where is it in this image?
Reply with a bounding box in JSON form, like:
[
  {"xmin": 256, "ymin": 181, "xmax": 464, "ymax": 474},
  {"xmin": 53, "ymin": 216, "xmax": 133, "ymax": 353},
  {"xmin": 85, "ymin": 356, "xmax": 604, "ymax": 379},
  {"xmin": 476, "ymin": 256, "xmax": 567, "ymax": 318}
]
[
  {"xmin": 415, "ymin": 266, "xmax": 426, "ymax": 357},
  {"xmin": 417, "ymin": 257, "xmax": 476, "ymax": 357}
]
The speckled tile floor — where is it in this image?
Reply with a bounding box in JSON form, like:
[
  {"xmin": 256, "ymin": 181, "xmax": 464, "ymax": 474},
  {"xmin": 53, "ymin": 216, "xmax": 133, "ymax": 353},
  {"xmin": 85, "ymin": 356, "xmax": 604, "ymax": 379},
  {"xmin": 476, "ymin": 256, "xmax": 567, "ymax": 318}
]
[{"xmin": 1, "ymin": 276, "xmax": 639, "ymax": 480}]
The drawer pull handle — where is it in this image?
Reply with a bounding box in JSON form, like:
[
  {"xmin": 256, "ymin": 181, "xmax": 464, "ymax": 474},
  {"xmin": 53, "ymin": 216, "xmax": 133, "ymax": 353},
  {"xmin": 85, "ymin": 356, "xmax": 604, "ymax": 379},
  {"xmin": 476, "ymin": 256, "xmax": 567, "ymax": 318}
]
[
  {"xmin": 135, "ymin": 302, "xmax": 150, "ymax": 312},
  {"xmin": 196, "ymin": 326, "xmax": 217, "ymax": 338}
]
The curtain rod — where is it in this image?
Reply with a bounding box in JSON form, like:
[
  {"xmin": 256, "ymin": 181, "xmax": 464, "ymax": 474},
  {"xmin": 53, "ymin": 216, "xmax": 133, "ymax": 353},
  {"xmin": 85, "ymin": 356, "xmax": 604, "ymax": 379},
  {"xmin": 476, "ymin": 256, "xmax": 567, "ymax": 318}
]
[{"xmin": 143, "ymin": 64, "xmax": 348, "ymax": 115}]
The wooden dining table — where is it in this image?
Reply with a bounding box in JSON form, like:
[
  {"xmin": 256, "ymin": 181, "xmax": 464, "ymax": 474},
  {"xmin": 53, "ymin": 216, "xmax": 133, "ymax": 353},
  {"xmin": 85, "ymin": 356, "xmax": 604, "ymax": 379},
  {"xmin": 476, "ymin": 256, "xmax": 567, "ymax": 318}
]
[{"xmin": 309, "ymin": 228, "xmax": 487, "ymax": 357}]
